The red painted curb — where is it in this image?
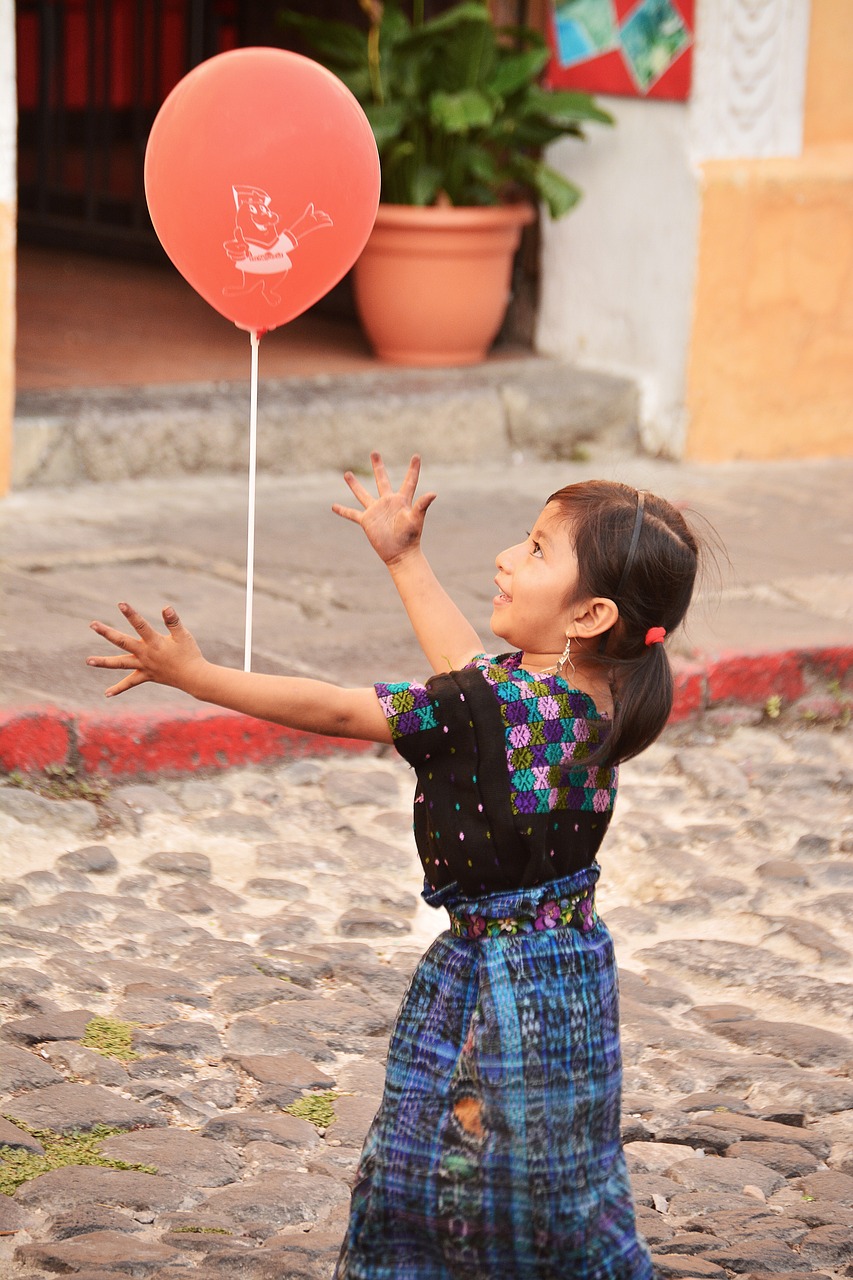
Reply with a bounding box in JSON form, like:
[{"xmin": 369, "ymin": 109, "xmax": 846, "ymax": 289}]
[
  {"xmin": 669, "ymin": 663, "xmax": 706, "ymax": 723},
  {"xmin": 74, "ymin": 708, "xmax": 373, "ymax": 779},
  {"xmin": 801, "ymin": 645, "xmax": 853, "ymax": 683},
  {"xmin": 705, "ymin": 650, "xmax": 806, "ymax": 707},
  {"xmin": 0, "ymin": 709, "xmax": 74, "ymax": 773},
  {"xmin": 1, "ymin": 645, "xmax": 851, "ymax": 778}
]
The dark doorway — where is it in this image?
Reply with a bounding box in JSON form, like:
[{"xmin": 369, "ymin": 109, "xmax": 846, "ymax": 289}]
[
  {"xmin": 17, "ymin": 0, "xmax": 244, "ymax": 256},
  {"xmin": 15, "ymin": 0, "xmax": 468, "ymax": 257}
]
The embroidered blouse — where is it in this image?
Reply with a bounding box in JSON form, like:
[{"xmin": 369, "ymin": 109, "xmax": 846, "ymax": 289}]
[{"xmin": 374, "ymin": 652, "xmax": 616, "ymax": 896}]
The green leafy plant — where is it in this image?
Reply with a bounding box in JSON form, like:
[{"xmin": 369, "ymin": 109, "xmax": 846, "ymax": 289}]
[
  {"xmin": 0, "ymin": 1125, "xmax": 155, "ymax": 1197},
  {"xmin": 280, "ymin": 1, "xmax": 612, "ymax": 216}
]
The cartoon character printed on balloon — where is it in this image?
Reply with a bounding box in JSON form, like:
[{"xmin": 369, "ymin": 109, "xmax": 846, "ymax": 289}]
[{"xmin": 222, "ymin": 185, "xmax": 333, "ymax": 304}]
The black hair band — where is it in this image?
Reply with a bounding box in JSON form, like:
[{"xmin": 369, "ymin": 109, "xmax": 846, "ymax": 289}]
[{"xmin": 615, "ymin": 490, "xmax": 646, "ymax": 599}]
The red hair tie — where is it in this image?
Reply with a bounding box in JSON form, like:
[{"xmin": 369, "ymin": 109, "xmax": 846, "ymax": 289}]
[{"xmin": 645, "ymin": 627, "xmax": 667, "ymax": 646}]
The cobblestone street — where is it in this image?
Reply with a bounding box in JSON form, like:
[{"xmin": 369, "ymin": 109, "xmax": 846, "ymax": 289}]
[{"xmin": 1, "ymin": 712, "xmax": 852, "ymax": 1278}]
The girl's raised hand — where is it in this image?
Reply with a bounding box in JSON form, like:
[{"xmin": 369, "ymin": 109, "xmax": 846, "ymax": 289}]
[
  {"xmin": 332, "ymin": 452, "xmax": 436, "ymax": 565},
  {"xmin": 87, "ymin": 603, "xmax": 207, "ymax": 698}
]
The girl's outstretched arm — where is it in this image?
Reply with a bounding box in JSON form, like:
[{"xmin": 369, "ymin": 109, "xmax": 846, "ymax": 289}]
[
  {"xmin": 87, "ymin": 603, "xmax": 391, "ymax": 743},
  {"xmin": 333, "ymin": 452, "xmax": 482, "ymax": 673}
]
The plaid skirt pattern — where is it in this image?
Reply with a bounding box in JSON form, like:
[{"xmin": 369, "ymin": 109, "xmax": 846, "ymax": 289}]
[{"xmin": 335, "ymin": 865, "xmax": 652, "ymax": 1280}]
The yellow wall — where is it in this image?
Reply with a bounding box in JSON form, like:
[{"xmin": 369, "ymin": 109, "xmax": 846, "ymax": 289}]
[
  {"xmin": 686, "ymin": 150, "xmax": 853, "ymax": 461},
  {"xmin": 803, "ymin": 0, "xmax": 853, "ymax": 146},
  {"xmin": 0, "ymin": 199, "xmax": 14, "ymax": 494},
  {"xmin": 685, "ymin": 0, "xmax": 853, "ymax": 461}
]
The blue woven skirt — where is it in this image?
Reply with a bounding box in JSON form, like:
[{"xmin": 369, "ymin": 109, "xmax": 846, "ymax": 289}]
[{"xmin": 335, "ymin": 865, "xmax": 652, "ymax": 1280}]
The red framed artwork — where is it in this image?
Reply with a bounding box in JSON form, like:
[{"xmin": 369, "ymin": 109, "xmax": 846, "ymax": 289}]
[{"xmin": 546, "ymin": 0, "xmax": 695, "ymax": 101}]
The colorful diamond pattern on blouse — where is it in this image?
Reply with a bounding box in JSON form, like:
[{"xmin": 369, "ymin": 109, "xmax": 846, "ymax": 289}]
[
  {"xmin": 473, "ymin": 655, "xmax": 617, "ymax": 817},
  {"xmin": 377, "ymin": 683, "xmax": 440, "ymax": 738},
  {"xmin": 377, "ymin": 657, "xmax": 616, "ymax": 819}
]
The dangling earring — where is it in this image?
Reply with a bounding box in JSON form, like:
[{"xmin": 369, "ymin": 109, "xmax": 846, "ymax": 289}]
[{"xmin": 558, "ymin": 634, "xmax": 575, "ymax": 676}]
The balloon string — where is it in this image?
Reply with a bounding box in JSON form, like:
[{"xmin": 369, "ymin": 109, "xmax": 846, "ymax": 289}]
[{"xmin": 244, "ymin": 330, "xmax": 260, "ymax": 672}]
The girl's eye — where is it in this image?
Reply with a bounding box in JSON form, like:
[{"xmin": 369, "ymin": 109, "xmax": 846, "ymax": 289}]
[{"xmin": 530, "ymin": 539, "xmax": 543, "ymax": 558}]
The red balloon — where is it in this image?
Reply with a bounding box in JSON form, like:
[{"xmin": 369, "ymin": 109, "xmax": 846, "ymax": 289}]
[{"xmin": 144, "ymin": 48, "xmax": 380, "ymax": 335}]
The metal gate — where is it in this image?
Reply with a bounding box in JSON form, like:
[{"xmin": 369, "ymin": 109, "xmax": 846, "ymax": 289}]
[{"xmin": 17, "ymin": 0, "xmax": 241, "ymax": 255}]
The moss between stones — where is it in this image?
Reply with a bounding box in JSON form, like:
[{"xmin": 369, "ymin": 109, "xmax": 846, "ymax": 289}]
[
  {"xmin": 81, "ymin": 1015, "xmax": 139, "ymax": 1061},
  {"xmin": 7, "ymin": 764, "xmax": 110, "ymax": 803},
  {"xmin": 170, "ymin": 1226, "xmax": 233, "ymax": 1234},
  {"xmin": 0, "ymin": 1124, "xmax": 157, "ymax": 1197},
  {"xmin": 283, "ymin": 1090, "xmax": 338, "ymax": 1129}
]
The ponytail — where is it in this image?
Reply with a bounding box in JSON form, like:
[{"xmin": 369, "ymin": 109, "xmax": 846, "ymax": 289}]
[
  {"xmin": 595, "ymin": 641, "xmax": 674, "ymax": 767},
  {"xmin": 547, "ymin": 481, "xmax": 699, "ymax": 768}
]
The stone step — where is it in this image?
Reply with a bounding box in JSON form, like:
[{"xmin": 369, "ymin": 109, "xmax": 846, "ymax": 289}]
[{"xmin": 13, "ymin": 357, "xmax": 639, "ymax": 488}]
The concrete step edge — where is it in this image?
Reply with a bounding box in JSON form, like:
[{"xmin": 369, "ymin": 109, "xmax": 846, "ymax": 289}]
[{"xmin": 13, "ymin": 358, "xmax": 639, "ymax": 489}]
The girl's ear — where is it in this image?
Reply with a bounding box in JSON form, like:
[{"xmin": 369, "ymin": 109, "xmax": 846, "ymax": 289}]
[{"xmin": 570, "ymin": 596, "xmax": 619, "ymax": 641}]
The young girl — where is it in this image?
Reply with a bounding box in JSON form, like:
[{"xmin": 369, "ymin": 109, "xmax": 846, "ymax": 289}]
[{"xmin": 88, "ymin": 452, "xmax": 699, "ymax": 1280}]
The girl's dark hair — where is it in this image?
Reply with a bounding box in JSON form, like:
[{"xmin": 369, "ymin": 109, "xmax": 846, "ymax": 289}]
[{"xmin": 547, "ymin": 480, "xmax": 699, "ymax": 767}]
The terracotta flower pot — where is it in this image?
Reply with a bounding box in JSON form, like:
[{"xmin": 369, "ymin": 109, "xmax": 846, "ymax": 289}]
[{"xmin": 352, "ymin": 202, "xmax": 536, "ymax": 367}]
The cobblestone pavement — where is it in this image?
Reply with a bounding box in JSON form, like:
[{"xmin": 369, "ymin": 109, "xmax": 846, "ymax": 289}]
[{"xmin": 0, "ymin": 714, "xmax": 852, "ymax": 1279}]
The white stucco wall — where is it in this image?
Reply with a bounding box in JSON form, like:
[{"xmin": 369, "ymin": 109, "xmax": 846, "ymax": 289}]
[{"xmin": 536, "ymin": 97, "xmax": 700, "ymax": 457}]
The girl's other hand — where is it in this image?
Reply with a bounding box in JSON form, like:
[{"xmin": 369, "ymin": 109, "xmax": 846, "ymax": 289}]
[
  {"xmin": 87, "ymin": 603, "xmax": 207, "ymax": 698},
  {"xmin": 332, "ymin": 452, "xmax": 437, "ymax": 566}
]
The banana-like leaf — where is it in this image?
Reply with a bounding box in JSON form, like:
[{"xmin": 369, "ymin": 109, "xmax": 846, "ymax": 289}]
[
  {"xmin": 410, "ymin": 164, "xmax": 444, "ymax": 206},
  {"xmin": 277, "ymin": 11, "xmax": 367, "ymax": 67},
  {"xmin": 378, "ymin": 4, "xmax": 412, "ymax": 52},
  {"xmin": 399, "ymin": 2, "xmax": 490, "ymax": 43},
  {"xmin": 463, "ymin": 147, "xmax": 499, "ymax": 183},
  {"xmin": 526, "ymin": 86, "xmax": 615, "ymax": 127},
  {"xmin": 365, "ymin": 102, "xmax": 409, "ymax": 149},
  {"xmin": 536, "ymin": 166, "xmax": 582, "ymax": 218},
  {"xmin": 487, "ymin": 47, "xmax": 550, "ymax": 98},
  {"xmin": 437, "ymin": 16, "xmax": 496, "ymax": 92},
  {"xmin": 504, "ymin": 117, "xmax": 585, "ymax": 148},
  {"xmin": 430, "ymin": 90, "xmax": 496, "ymax": 133},
  {"xmin": 510, "ymin": 154, "xmax": 582, "ymax": 218}
]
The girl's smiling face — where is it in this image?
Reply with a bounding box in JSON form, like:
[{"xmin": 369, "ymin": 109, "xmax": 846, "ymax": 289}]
[{"xmin": 491, "ymin": 502, "xmax": 581, "ymax": 659}]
